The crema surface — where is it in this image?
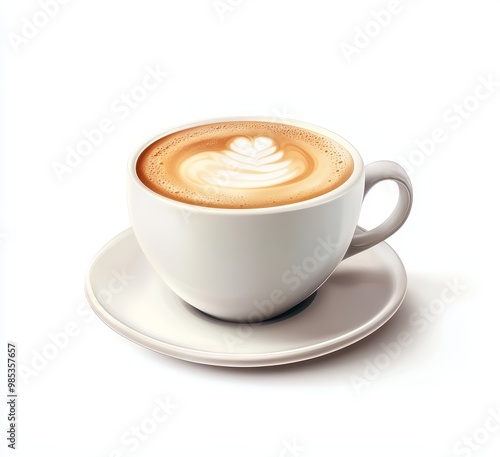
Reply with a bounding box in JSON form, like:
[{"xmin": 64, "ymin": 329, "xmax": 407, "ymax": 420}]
[{"xmin": 136, "ymin": 121, "xmax": 354, "ymax": 208}]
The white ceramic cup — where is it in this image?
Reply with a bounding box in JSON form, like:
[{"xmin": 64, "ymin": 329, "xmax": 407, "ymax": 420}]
[{"xmin": 127, "ymin": 117, "xmax": 413, "ymax": 322}]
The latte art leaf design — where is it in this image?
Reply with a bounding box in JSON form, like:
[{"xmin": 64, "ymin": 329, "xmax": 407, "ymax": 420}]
[{"xmin": 180, "ymin": 136, "xmax": 308, "ymax": 189}]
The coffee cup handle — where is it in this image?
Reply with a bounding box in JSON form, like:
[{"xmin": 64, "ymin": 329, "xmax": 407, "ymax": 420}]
[{"xmin": 344, "ymin": 161, "xmax": 413, "ymax": 259}]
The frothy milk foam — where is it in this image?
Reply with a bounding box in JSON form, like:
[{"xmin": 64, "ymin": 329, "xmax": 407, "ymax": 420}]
[{"xmin": 136, "ymin": 121, "xmax": 354, "ymax": 208}]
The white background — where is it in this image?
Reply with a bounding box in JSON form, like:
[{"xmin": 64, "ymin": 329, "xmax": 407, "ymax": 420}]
[{"xmin": 1, "ymin": 0, "xmax": 500, "ymax": 455}]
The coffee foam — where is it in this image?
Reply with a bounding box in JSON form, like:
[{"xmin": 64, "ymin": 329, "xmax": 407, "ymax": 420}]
[
  {"xmin": 136, "ymin": 121, "xmax": 354, "ymax": 209},
  {"xmin": 180, "ymin": 136, "xmax": 309, "ymax": 189}
]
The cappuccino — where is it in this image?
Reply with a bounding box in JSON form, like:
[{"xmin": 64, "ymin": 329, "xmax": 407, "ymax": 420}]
[{"xmin": 136, "ymin": 121, "xmax": 354, "ymax": 208}]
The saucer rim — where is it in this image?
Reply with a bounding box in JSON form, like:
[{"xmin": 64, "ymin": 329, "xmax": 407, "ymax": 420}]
[{"xmin": 84, "ymin": 228, "xmax": 407, "ymax": 367}]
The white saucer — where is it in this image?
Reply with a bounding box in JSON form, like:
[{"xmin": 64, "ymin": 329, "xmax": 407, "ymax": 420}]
[{"xmin": 84, "ymin": 228, "xmax": 407, "ymax": 367}]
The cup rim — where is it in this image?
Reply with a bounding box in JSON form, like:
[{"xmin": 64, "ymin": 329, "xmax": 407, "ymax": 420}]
[{"xmin": 127, "ymin": 116, "xmax": 365, "ymax": 214}]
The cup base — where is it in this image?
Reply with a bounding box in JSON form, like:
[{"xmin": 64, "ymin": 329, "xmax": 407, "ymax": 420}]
[{"xmin": 181, "ymin": 292, "xmax": 318, "ymax": 325}]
